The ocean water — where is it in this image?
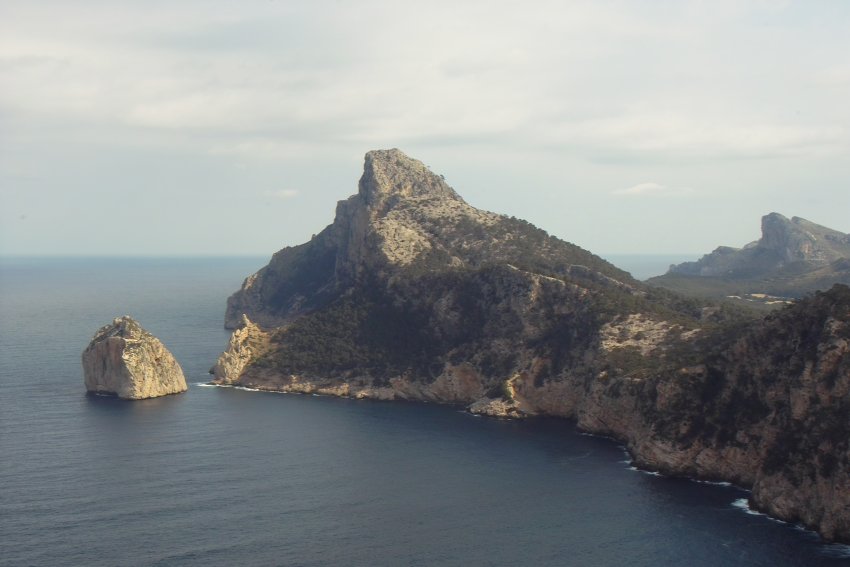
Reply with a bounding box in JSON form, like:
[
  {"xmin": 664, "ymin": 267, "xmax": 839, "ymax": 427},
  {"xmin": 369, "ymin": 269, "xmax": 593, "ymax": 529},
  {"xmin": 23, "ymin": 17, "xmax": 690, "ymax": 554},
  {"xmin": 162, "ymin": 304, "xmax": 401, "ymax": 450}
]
[
  {"xmin": 1, "ymin": 257, "xmax": 848, "ymax": 566},
  {"xmin": 600, "ymin": 254, "xmax": 698, "ymax": 281}
]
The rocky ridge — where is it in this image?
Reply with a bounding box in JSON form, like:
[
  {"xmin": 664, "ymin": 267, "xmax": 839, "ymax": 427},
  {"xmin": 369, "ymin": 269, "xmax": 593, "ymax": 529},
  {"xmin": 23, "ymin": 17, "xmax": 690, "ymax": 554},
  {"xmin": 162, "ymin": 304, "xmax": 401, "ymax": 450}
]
[
  {"xmin": 83, "ymin": 316, "xmax": 187, "ymax": 399},
  {"xmin": 650, "ymin": 213, "xmax": 850, "ymax": 299},
  {"xmin": 214, "ymin": 149, "xmax": 850, "ymax": 542},
  {"xmin": 225, "ymin": 149, "xmax": 631, "ymax": 329}
]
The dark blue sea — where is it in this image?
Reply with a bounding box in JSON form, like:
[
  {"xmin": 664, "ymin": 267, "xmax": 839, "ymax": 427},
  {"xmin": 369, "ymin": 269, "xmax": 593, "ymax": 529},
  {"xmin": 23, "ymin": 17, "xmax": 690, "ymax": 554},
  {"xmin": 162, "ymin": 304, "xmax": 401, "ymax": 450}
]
[{"xmin": 1, "ymin": 257, "xmax": 848, "ymax": 566}]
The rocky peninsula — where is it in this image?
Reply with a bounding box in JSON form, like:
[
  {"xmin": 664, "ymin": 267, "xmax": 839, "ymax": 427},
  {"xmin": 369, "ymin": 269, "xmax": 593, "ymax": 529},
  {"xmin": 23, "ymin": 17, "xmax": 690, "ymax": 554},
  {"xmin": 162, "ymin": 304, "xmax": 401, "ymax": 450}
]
[
  {"xmin": 649, "ymin": 212, "xmax": 850, "ymax": 300},
  {"xmin": 214, "ymin": 149, "xmax": 850, "ymax": 542},
  {"xmin": 83, "ymin": 316, "xmax": 187, "ymax": 399}
]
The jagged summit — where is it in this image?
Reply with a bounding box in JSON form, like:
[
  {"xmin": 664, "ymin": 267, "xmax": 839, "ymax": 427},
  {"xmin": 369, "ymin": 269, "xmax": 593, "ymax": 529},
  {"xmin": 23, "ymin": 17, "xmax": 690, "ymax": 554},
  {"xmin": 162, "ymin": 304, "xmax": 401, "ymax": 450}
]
[
  {"xmin": 759, "ymin": 212, "xmax": 850, "ymax": 264},
  {"xmin": 225, "ymin": 148, "xmax": 633, "ymax": 328},
  {"xmin": 358, "ymin": 149, "xmax": 462, "ymax": 208},
  {"xmin": 650, "ymin": 212, "xmax": 850, "ymax": 298},
  {"xmin": 667, "ymin": 212, "xmax": 850, "ymax": 279}
]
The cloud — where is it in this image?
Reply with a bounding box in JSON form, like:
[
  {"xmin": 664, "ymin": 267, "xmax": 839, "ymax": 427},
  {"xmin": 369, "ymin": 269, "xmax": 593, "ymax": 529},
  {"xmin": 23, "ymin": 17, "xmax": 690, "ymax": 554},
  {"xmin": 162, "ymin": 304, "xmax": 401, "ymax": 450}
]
[
  {"xmin": 209, "ymin": 139, "xmax": 319, "ymax": 160},
  {"xmin": 263, "ymin": 189, "xmax": 298, "ymax": 200},
  {"xmin": 613, "ymin": 182, "xmax": 694, "ymax": 197},
  {"xmin": 1, "ymin": 0, "xmax": 849, "ymax": 256},
  {"xmin": 2, "ymin": 0, "xmax": 848, "ymax": 164},
  {"xmin": 614, "ymin": 182, "xmax": 666, "ymax": 196}
]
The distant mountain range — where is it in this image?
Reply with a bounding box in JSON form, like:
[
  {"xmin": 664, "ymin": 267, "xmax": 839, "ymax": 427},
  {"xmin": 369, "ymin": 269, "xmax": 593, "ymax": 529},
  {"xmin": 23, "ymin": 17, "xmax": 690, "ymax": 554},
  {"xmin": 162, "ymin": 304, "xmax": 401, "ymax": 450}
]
[{"xmin": 649, "ymin": 213, "xmax": 850, "ymax": 301}]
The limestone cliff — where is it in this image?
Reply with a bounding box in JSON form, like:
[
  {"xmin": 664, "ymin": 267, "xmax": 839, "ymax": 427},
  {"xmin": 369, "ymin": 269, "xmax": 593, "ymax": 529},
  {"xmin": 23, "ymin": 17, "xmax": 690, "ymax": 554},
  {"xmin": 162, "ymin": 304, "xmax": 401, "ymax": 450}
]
[
  {"xmin": 650, "ymin": 213, "xmax": 850, "ymax": 298},
  {"xmin": 83, "ymin": 316, "xmax": 187, "ymax": 399},
  {"xmin": 211, "ymin": 315, "xmax": 270, "ymax": 384},
  {"xmin": 215, "ymin": 149, "xmax": 850, "ymax": 542},
  {"xmin": 225, "ymin": 149, "xmax": 631, "ymax": 328},
  {"xmin": 575, "ymin": 285, "xmax": 850, "ymax": 541}
]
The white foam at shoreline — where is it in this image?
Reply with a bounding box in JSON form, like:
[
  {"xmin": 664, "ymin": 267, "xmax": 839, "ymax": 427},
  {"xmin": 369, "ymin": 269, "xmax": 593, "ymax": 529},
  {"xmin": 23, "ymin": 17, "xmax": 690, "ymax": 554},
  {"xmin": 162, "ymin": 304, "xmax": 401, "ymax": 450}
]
[
  {"xmin": 195, "ymin": 382, "xmax": 261, "ymax": 392},
  {"xmin": 693, "ymin": 479, "xmax": 733, "ymax": 487},
  {"xmin": 731, "ymin": 497, "xmax": 850, "ymax": 554},
  {"xmin": 627, "ymin": 465, "xmax": 663, "ymax": 477},
  {"xmin": 732, "ymin": 497, "xmax": 762, "ymax": 515},
  {"xmin": 732, "ymin": 498, "xmax": 788, "ymax": 525}
]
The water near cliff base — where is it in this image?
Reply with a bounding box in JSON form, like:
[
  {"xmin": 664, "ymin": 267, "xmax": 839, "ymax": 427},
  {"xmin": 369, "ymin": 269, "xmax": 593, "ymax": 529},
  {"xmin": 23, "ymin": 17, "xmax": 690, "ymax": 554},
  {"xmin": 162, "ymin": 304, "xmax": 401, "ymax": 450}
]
[{"xmin": 1, "ymin": 257, "xmax": 848, "ymax": 566}]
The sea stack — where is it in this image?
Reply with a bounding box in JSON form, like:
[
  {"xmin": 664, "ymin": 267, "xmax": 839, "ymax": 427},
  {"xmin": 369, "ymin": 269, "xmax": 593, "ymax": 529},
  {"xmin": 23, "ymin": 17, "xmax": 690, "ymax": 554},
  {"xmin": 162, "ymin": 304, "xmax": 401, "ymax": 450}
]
[{"xmin": 82, "ymin": 316, "xmax": 188, "ymax": 399}]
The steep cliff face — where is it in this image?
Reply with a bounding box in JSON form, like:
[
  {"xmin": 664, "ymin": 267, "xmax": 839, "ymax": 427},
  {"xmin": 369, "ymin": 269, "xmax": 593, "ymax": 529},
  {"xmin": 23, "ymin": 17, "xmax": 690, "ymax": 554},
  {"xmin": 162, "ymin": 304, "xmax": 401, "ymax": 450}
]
[
  {"xmin": 225, "ymin": 149, "xmax": 632, "ymax": 328},
  {"xmin": 220, "ymin": 150, "xmax": 681, "ymax": 409},
  {"xmin": 83, "ymin": 316, "xmax": 187, "ymax": 399},
  {"xmin": 216, "ymin": 149, "xmax": 850, "ymax": 542},
  {"xmin": 211, "ymin": 315, "xmax": 270, "ymax": 384},
  {"xmin": 731, "ymin": 288, "xmax": 850, "ymax": 541},
  {"xmin": 650, "ymin": 213, "xmax": 850, "ymax": 298},
  {"xmin": 574, "ymin": 285, "xmax": 850, "ymax": 540}
]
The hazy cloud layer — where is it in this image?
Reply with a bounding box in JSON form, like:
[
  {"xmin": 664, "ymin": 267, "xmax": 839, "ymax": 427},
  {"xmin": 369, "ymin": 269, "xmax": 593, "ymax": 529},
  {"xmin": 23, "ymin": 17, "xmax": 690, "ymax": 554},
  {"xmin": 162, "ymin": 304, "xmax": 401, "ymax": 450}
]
[
  {"xmin": 614, "ymin": 183, "xmax": 694, "ymax": 197},
  {"xmin": 1, "ymin": 0, "xmax": 848, "ymax": 256},
  {"xmin": 264, "ymin": 189, "xmax": 299, "ymax": 200},
  {"xmin": 614, "ymin": 183, "xmax": 666, "ymax": 197}
]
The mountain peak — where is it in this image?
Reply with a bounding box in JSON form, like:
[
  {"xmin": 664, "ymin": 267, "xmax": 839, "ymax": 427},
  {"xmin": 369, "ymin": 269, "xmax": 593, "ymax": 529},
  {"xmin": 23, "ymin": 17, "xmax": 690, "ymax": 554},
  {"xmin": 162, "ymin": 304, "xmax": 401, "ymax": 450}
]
[
  {"xmin": 358, "ymin": 148, "xmax": 461, "ymax": 207},
  {"xmin": 656, "ymin": 212, "xmax": 850, "ymax": 296},
  {"xmin": 761, "ymin": 211, "xmax": 789, "ymax": 224},
  {"xmin": 225, "ymin": 148, "xmax": 633, "ymax": 328},
  {"xmin": 760, "ymin": 212, "xmax": 850, "ymax": 263}
]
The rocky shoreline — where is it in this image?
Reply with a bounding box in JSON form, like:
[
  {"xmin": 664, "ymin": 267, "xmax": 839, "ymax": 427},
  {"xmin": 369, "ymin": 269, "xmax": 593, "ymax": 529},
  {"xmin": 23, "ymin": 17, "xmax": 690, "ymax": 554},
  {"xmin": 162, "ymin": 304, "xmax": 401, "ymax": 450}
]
[
  {"xmin": 203, "ymin": 378, "xmax": 837, "ymax": 542},
  {"xmin": 209, "ymin": 285, "xmax": 850, "ymax": 541}
]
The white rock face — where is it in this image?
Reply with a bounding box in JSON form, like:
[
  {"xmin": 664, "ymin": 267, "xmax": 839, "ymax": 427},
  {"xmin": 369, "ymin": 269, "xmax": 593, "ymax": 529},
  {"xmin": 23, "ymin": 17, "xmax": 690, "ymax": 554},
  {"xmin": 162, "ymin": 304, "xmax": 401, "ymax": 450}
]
[
  {"xmin": 211, "ymin": 315, "xmax": 270, "ymax": 384},
  {"xmin": 224, "ymin": 148, "xmax": 504, "ymax": 328},
  {"xmin": 82, "ymin": 316, "xmax": 187, "ymax": 399},
  {"xmin": 599, "ymin": 314, "xmax": 696, "ymax": 355}
]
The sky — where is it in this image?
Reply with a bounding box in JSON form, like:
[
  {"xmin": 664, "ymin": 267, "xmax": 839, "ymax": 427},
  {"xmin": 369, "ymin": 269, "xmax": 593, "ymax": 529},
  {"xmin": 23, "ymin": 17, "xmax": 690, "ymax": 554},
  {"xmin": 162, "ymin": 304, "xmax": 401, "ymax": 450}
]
[{"xmin": 1, "ymin": 0, "xmax": 848, "ymax": 258}]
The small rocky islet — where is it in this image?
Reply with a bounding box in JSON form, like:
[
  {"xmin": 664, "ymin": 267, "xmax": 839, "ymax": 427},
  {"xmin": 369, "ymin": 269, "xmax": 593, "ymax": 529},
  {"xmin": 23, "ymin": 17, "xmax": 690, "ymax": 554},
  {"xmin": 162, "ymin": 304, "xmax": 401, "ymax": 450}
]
[{"xmin": 82, "ymin": 315, "xmax": 187, "ymax": 400}]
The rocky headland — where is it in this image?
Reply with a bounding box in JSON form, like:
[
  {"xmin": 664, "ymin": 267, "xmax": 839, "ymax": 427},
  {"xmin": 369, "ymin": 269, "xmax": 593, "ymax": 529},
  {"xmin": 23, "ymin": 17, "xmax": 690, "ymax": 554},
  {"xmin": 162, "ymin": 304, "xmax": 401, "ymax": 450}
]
[
  {"xmin": 213, "ymin": 149, "xmax": 850, "ymax": 542},
  {"xmin": 649, "ymin": 213, "xmax": 850, "ymax": 301},
  {"xmin": 83, "ymin": 316, "xmax": 187, "ymax": 399}
]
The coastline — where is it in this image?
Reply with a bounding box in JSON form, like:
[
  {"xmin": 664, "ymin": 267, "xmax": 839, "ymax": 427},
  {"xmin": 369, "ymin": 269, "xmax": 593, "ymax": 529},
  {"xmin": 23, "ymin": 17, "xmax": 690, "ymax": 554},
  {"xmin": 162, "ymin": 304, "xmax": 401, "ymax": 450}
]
[{"xmin": 201, "ymin": 379, "xmax": 848, "ymax": 547}]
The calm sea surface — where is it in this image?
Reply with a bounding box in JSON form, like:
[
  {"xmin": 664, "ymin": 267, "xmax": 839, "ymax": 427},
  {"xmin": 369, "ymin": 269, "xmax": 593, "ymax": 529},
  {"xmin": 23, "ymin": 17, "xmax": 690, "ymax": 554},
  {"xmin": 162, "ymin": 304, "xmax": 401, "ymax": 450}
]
[
  {"xmin": 1, "ymin": 256, "xmax": 848, "ymax": 566},
  {"xmin": 601, "ymin": 254, "xmax": 697, "ymax": 281}
]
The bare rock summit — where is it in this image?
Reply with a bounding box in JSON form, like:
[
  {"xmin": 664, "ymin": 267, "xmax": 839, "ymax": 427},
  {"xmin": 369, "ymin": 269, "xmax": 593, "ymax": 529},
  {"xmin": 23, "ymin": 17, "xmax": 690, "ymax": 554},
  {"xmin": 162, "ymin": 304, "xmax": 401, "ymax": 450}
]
[{"xmin": 82, "ymin": 316, "xmax": 188, "ymax": 399}]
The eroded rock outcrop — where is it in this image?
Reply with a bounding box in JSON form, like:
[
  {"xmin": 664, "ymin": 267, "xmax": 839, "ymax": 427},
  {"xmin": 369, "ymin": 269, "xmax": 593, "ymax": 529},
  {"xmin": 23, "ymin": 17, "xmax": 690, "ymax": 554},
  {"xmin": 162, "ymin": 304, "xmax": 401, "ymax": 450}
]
[
  {"xmin": 650, "ymin": 213, "xmax": 850, "ymax": 298},
  {"xmin": 224, "ymin": 149, "xmax": 627, "ymax": 328},
  {"xmin": 82, "ymin": 316, "xmax": 187, "ymax": 399},
  {"xmin": 578, "ymin": 285, "xmax": 850, "ymax": 540},
  {"xmin": 211, "ymin": 315, "xmax": 270, "ymax": 384},
  {"xmin": 215, "ymin": 149, "xmax": 850, "ymax": 542},
  {"xmin": 670, "ymin": 213, "xmax": 850, "ymax": 277}
]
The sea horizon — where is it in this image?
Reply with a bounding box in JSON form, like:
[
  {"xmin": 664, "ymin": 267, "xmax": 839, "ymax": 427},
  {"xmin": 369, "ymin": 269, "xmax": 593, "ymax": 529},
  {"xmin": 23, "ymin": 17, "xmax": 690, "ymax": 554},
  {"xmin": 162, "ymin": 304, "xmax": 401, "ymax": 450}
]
[{"xmin": 0, "ymin": 252, "xmax": 697, "ymax": 281}]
